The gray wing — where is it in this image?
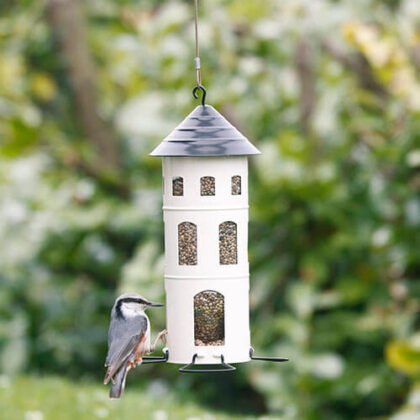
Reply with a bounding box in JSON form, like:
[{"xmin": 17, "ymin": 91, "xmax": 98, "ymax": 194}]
[{"xmin": 104, "ymin": 315, "xmax": 147, "ymax": 384}]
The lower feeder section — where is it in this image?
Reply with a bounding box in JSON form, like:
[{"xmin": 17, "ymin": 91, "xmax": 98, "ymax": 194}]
[{"xmin": 165, "ymin": 276, "xmax": 251, "ymax": 365}]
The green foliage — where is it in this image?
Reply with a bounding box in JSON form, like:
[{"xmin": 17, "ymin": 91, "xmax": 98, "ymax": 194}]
[
  {"xmin": 0, "ymin": 0, "xmax": 419, "ymax": 418},
  {"xmin": 0, "ymin": 375, "xmax": 247, "ymax": 420}
]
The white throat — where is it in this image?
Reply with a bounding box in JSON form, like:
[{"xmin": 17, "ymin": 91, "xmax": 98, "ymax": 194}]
[{"xmin": 121, "ymin": 302, "xmax": 146, "ymax": 318}]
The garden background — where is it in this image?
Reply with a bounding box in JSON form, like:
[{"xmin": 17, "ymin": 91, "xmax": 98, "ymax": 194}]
[{"xmin": 0, "ymin": 0, "xmax": 419, "ymax": 419}]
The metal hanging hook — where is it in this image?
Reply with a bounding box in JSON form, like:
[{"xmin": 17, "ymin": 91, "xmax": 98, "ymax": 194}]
[
  {"xmin": 192, "ymin": 0, "xmax": 206, "ymax": 106},
  {"xmin": 192, "ymin": 84, "xmax": 207, "ymax": 106}
]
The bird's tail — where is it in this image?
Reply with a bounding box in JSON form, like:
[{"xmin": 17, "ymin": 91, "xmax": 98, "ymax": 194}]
[{"xmin": 109, "ymin": 361, "xmax": 129, "ymax": 399}]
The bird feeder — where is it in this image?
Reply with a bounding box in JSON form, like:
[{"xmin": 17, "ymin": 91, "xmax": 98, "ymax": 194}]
[
  {"xmin": 144, "ymin": 0, "xmax": 288, "ymax": 372},
  {"xmin": 147, "ymin": 97, "xmax": 288, "ymax": 372}
]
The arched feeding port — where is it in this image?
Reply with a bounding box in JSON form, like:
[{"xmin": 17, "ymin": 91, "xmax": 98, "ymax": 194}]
[
  {"xmin": 194, "ymin": 290, "xmax": 225, "ymax": 346},
  {"xmin": 147, "ymin": 104, "xmax": 289, "ymax": 372}
]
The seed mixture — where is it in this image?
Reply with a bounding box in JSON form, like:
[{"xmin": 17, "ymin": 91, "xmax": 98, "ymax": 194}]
[
  {"xmin": 231, "ymin": 175, "xmax": 241, "ymax": 195},
  {"xmin": 178, "ymin": 222, "xmax": 197, "ymax": 265},
  {"xmin": 200, "ymin": 176, "xmax": 215, "ymax": 196},
  {"xmin": 194, "ymin": 291, "xmax": 225, "ymax": 346},
  {"xmin": 172, "ymin": 177, "xmax": 183, "ymax": 196},
  {"xmin": 219, "ymin": 221, "xmax": 237, "ymax": 264}
]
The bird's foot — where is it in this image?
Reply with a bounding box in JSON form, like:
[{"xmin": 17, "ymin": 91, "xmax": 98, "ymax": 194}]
[
  {"xmin": 150, "ymin": 329, "xmax": 168, "ymax": 353},
  {"xmin": 133, "ymin": 357, "xmax": 143, "ymax": 367},
  {"xmin": 159, "ymin": 329, "xmax": 168, "ymax": 345}
]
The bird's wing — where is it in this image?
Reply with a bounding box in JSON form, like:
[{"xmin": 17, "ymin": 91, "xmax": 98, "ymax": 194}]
[{"xmin": 104, "ymin": 315, "xmax": 147, "ymax": 384}]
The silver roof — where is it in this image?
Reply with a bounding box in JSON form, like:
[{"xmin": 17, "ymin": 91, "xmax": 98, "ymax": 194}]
[{"xmin": 150, "ymin": 104, "xmax": 260, "ymax": 157}]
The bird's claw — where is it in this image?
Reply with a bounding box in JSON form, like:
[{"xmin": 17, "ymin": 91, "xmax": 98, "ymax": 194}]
[{"xmin": 159, "ymin": 329, "xmax": 168, "ymax": 345}]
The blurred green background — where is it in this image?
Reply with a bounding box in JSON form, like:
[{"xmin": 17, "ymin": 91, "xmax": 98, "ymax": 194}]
[{"xmin": 1, "ymin": 0, "xmax": 419, "ymax": 419}]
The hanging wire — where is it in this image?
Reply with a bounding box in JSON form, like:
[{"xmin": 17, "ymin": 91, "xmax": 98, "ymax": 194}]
[
  {"xmin": 192, "ymin": 0, "xmax": 207, "ymax": 106},
  {"xmin": 194, "ymin": 0, "xmax": 201, "ymax": 86}
]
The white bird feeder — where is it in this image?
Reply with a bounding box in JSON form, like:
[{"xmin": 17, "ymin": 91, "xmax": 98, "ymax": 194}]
[
  {"xmin": 148, "ymin": 99, "xmax": 288, "ymax": 372},
  {"xmin": 144, "ymin": 0, "xmax": 288, "ymax": 372}
]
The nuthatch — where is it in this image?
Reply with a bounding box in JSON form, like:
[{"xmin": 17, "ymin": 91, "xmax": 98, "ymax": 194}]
[{"xmin": 104, "ymin": 293, "xmax": 167, "ymax": 399}]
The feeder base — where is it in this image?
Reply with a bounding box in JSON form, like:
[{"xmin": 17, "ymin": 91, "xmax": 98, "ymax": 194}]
[
  {"xmin": 142, "ymin": 347, "xmax": 289, "ymax": 373},
  {"xmin": 179, "ymin": 354, "xmax": 235, "ymax": 373}
]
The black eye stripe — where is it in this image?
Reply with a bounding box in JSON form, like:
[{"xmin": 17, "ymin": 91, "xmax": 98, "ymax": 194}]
[
  {"xmin": 120, "ymin": 297, "xmax": 148, "ymax": 305},
  {"xmin": 115, "ymin": 297, "xmax": 149, "ymax": 318}
]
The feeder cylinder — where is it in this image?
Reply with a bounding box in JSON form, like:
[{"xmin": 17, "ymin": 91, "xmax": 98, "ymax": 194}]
[{"xmin": 163, "ymin": 156, "xmax": 251, "ymax": 364}]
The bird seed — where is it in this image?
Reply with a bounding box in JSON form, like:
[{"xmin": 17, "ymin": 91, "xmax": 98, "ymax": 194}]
[
  {"xmin": 178, "ymin": 222, "xmax": 197, "ymax": 265},
  {"xmin": 219, "ymin": 221, "xmax": 237, "ymax": 265},
  {"xmin": 231, "ymin": 175, "xmax": 241, "ymax": 195},
  {"xmin": 200, "ymin": 176, "xmax": 215, "ymax": 196},
  {"xmin": 172, "ymin": 177, "xmax": 183, "ymax": 196},
  {"xmin": 194, "ymin": 291, "xmax": 225, "ymax": 346}
]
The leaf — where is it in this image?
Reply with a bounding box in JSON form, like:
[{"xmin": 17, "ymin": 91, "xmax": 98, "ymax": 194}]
[{"xmin": 386, "ymin": 340, "xmax": 420, "ymax": 377}]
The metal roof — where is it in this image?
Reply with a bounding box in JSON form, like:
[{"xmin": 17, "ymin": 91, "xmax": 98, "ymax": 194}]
[{"xmin": 150, "ymin": 104, "xmax": 260, "ymax": 157}]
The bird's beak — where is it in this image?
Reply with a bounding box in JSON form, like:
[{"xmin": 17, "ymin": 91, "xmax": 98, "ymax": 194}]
[{"xmin": 148, "ymin": 302, "xmax": 164, "ymax": 308}]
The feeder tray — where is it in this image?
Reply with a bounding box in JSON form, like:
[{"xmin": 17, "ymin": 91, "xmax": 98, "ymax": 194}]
[
  {"xmin": 143, "ymin": 348, "xmax": 289, "ymax": 372},
  {"xmin": 179, "ymin": 354, "xmax": 235, "ymax": 373}
]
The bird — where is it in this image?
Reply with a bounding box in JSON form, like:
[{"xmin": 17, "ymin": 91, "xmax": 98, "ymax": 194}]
[{"xmin": 104, "ymin": 293, "xmax": 167, "ymax": 399}]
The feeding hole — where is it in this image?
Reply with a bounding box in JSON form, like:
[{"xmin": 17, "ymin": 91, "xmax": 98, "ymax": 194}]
[
  {"xmin": 200, "ymin": 176, "xmax": 215, "ymax": 196},
  {"xmin": 194, "ymin": 290, "xmax": 225, "ymax": 346},
  {"xmin": 178, "ymin": 222, "xmax": 197, "ymax": 265},
  {"xmin": 219, "ymin": 221, "xmax": 237, "ymax": 265},
  {"xmin": 172, "ymin": 177, "xmax": 184, "ymax": 196},
  {"xmin": 231, "ymin": 175, "xmax": 241, "ymax": 195}
]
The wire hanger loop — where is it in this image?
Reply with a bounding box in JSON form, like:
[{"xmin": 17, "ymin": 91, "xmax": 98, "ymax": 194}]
[{"xmin": 192, "ymin": 84, "xmax": 207, "ymax": 106}]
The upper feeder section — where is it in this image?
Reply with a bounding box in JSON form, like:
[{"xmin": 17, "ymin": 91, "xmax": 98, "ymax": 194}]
[{"xmin": 150, "ymin": 105, "xmax": 260, "ymax": 157}]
